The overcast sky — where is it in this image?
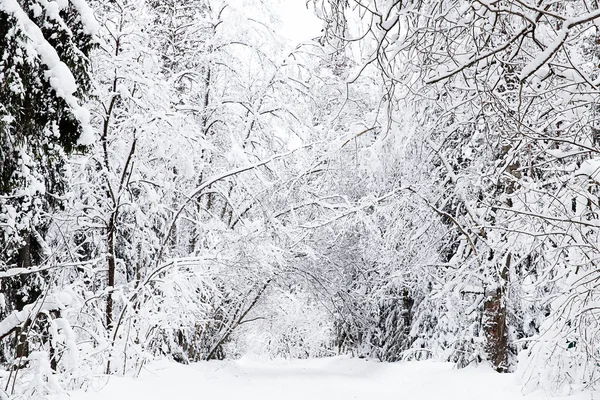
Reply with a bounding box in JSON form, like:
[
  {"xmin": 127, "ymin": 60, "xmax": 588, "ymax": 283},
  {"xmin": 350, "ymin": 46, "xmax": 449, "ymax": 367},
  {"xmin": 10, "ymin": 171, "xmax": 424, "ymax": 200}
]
[{"xmin": 278, "ymin": 1, "xmax": 322, "ymax": 44}]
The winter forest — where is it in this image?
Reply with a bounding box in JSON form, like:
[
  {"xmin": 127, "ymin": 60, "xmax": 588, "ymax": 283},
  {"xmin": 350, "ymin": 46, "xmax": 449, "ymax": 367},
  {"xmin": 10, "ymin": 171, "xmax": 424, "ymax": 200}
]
[{"xmin": 2, "ymin": 0, "xmax": 600, "ymax": 398}]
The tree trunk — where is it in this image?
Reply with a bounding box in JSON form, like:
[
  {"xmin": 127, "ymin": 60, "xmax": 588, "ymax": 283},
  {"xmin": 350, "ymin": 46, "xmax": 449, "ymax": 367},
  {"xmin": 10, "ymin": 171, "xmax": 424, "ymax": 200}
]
[
  {"xmin": 13, "ymin": 234, "xmax": 33, "ymax": 362},
  {"xmin": 483, "ymin": 253, "xmax": 510, "ymax": 372},
  {"xmin": 106, "ymin": 214, "xmax": 116, "ymax": 330}
]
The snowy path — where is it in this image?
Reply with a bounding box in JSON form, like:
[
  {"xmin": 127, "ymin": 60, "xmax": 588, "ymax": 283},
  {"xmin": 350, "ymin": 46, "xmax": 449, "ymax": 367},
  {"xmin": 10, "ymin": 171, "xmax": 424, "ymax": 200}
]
[{"xmin": 70, "ymin": 357, "xmax": 587, "ymax": 400}]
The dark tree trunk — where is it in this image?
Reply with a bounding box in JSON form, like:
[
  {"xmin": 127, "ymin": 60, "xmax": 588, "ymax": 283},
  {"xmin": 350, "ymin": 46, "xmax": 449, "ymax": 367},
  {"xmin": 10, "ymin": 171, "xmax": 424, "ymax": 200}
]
[
  {"xmin": 13, "ymin": 234, "xmax": 34, "ymax": 363},
  {"xmin": 106, "ymin": 215, "xmax": 116, "ymax": 330},
  {"xmin": 401, "ymin": 288, "xmax": 414, "ymax": 338},
  {"xmin": 483, "ymin": 253, "xmax": 510, "ymax": 372}
]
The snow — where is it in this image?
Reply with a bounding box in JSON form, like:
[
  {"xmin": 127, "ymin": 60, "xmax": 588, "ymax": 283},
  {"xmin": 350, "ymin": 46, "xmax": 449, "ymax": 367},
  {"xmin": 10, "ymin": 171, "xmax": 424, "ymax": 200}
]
[
  {"xmin": 381, "ymin": 15, "xmax": 399, "ymax": 31},
  {"xmin": 519, "ymin": 26, "xmax": 568, "ymax": 81},
  {"xmin": 576, "ymin": 157, "xmax": 600, "ymax": 182},
  {"xmin": 66, "ymin": 357, "xmax": 595, "ymax": 400},
  {"xmin": 37, "ymin": 0, "xmax": 62, "ymax": 21},
  {"xmin": 0, "ymin": 0, "xmax": 95, "ymax": 145},
  {"xmin": 0, "ymin": 292, "xmax": 72, "ymax": 338},
  {"xmin": 1, "ymin": 0, "xmax": 76, "ymax": 94},
  {"xmin": 70, "ymin": 0, "xmax": 100, "ymax": 35}
]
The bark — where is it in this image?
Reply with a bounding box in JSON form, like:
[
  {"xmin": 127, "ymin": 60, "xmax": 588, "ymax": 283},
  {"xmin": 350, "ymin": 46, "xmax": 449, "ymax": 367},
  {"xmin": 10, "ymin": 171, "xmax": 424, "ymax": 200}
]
[
  {"xmin": 13, "ymin": 234, "xmax": 33, "ymax": 361},
  {"xmin": 483, "ymin": 253, "xmax": 510, "ymax": 372},
  {"xmin": 106, "ymin": 214, "xmax": 116, "ymax": 330},
  {"xmin": 401, "ymin": 288, "xmax": 413, "ymax": 336}
]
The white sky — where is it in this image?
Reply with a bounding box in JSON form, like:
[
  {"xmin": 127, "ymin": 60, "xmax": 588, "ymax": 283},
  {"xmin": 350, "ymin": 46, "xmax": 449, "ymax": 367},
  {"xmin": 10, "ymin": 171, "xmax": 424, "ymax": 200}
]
[{"xmin": 278, "ymin": 1, "xmax": 322, "ymax": 44}]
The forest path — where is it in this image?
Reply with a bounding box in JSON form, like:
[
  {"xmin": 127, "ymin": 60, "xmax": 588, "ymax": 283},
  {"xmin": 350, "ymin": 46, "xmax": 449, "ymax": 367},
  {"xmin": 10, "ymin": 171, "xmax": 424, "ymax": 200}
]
[{"xmin": 70, "ymin": 356, "xmax": 586, "ymax": 400}]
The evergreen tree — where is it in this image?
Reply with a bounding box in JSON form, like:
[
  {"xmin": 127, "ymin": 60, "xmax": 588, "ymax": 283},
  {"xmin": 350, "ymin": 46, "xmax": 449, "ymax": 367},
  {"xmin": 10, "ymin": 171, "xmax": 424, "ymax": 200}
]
[{"xmin": 0, "ymin": 0, "xmax": 95, "ymax": 362}]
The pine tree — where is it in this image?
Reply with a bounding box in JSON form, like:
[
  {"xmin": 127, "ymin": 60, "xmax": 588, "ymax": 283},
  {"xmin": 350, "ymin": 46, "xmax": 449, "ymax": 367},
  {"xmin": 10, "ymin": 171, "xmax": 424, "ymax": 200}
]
[{"xmin": 0, "ymin": 0, "xmax": 96, "ymax": 362}]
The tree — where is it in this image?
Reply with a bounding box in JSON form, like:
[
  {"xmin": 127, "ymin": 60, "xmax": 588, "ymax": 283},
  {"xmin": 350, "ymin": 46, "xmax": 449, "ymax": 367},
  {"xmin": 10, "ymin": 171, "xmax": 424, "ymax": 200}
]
[
  {"xmin": 313, "ymin": 0, "xmax": 600, "ymax": 388},
  {"xmin": 0, "ymin": 0, "xmax": 96, "ymax": 369}
]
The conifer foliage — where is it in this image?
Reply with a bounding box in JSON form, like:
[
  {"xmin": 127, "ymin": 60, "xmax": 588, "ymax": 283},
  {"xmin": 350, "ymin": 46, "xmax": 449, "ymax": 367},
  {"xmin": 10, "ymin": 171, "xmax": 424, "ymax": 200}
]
[{"xmin": 0, "ymin": 0, "xmax": 95, "ymax": 380}]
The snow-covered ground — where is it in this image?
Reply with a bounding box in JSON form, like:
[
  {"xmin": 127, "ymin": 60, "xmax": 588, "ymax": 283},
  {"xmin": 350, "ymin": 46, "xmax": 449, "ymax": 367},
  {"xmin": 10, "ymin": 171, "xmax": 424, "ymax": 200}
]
[{"xmin": 68, "ymin": 357, "xmax": 595, "ymax": 400}]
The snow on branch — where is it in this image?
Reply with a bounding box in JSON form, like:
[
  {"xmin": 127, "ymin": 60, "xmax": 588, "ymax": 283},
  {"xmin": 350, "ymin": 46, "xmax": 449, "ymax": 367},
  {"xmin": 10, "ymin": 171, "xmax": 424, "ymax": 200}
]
[
  {"xmin": 0, "ymin": 292, "xmax": 72, "ymax": 341},
  {"xmin": 519, "ymin": 26, "xmax": 568, "ymax": 81},
  {"xmin": 0, "ymin": 0, "xmax": 95, "ymax": 144},
  {"xmin": 0, "ymin": 258, "xmax": 101, "ymax": 280},
  {"xmin": 154, "ymin": 141, "xmax": 324, "ymax": 266},
  {"xmin": 69, "ymin": 0, "xmax": 99, "ymax": 35},
  {"xmin": 520, "ymin": 12, "xmax": 600, "ymax": 81},
  {"xmin": 426, "ymin": 27, "xmax": 530, "ymax": 84}
]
